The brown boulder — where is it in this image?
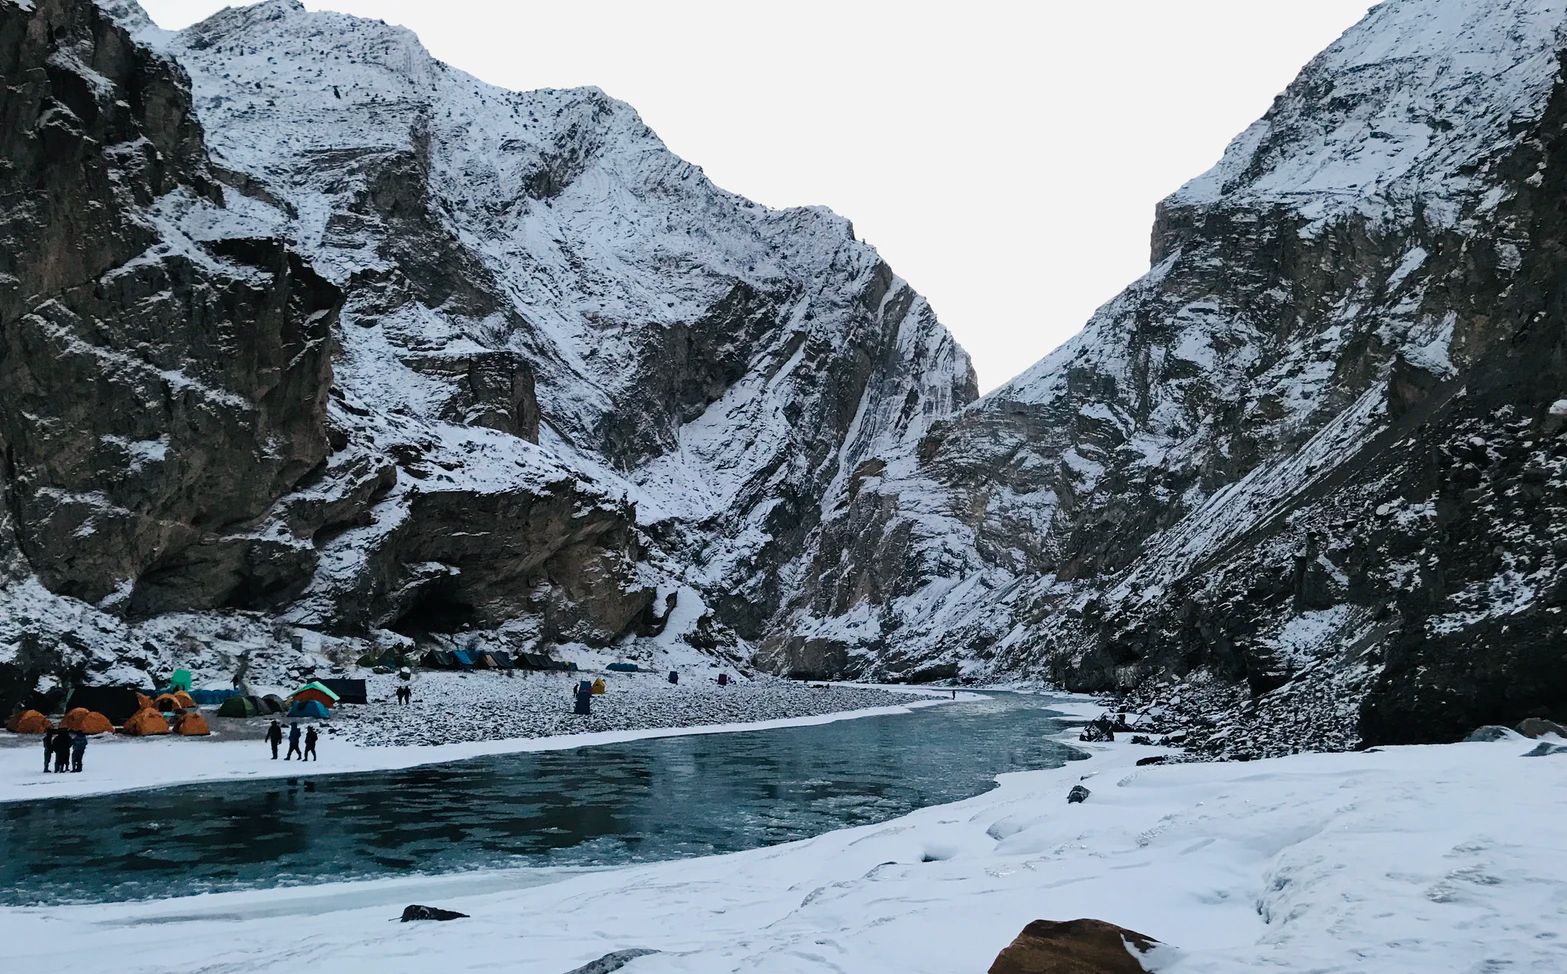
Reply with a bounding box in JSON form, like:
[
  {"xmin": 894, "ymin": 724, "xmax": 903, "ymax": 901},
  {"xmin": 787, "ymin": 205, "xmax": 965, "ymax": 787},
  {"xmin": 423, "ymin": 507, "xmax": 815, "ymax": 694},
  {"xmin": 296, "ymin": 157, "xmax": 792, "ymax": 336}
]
[
  {"xmin": 1517, "ymin": 718, "xmax": 1567, "ymax": 739},
  {"xmin": 989, "ymin": 919, "xmax": 1163, "ymax": 974}
]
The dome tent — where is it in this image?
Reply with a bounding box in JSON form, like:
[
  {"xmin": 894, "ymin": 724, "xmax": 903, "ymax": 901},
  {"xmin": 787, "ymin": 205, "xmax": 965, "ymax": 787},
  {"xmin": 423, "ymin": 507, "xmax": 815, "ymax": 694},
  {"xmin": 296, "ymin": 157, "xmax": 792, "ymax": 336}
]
[
  {"xmin": 289, "ymin": 682, "xmax": 340, "ymax": 709},
  {"xmin": 217, "ymin": 696, "xmax": 258, "ymax": 718},
  {"xmin": 287, "ymin": 698, "xmax": 329, "ymax": 719},
  {"xmin": 66, "ymin": 686, "xmax": 149, "ymax": 725},
  {"xmin": 175, "ymin": 712, "xmax": 211, "ymax": 736},
  {"xmin": 59, "ymin": 708, "xmax": 113, "ymax": 734},
  {"xmin": 171, "ymin": 690, "xmax": 197, "ymax": 710},
  {"xmin": 169, "ymin": 669, "xmax": 193, "ymax": 691},
  {"xmin": 6, "ymin": 710, "xmax": 50, "ymax": 733},
  {"xmin": 260, "ymin": 694, "xmax": 286, "ymax": 714},
  {"xmin": 123, "ymin": 709, "xmax": 170, "ymax": 736},
  {"xmin": 154, "ymin": 693, "xmax": 181, "ymax": 713}
]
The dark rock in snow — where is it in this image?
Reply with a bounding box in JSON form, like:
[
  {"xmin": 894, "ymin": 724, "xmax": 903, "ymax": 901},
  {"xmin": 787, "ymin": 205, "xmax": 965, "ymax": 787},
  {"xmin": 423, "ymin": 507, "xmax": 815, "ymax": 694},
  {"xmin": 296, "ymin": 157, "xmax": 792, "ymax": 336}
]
[
  {"xmin": 988, "ymin": 918, "xmax": 1162, "ymax": 974},
  {"xmin": 1464, "ymin": 726, "xmax": 1520, "ymax": 743},
  {"xmin": 1067, "ymin": 785, "xmax": 1091, "ymax": 804},
  {"xmin": 561, "ymin": 949, "xmax": 660, "ymax": 974},
  {"xmin": 400, "ymin": 904, "xmax": 468, "ymax": 922},
  {"xmin": 1516, "ymin": 718, "xmax": 1567, "ymax": 740},
  {"xmin": 1521, "ymin": 742, "xmax": 1567, "ymax": 758}
]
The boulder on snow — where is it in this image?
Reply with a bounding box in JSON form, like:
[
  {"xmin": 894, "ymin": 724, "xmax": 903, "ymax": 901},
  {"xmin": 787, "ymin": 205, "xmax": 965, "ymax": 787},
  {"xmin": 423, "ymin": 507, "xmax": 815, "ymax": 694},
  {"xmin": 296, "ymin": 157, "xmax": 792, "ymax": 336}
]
[
  {"xmin": 988, "ymin": 918, "xmax": 1163, "ymax": 974},
  {"xmin": 1135, "ymin": 755, "xmax": 1168, "ymax": 767},
  {"xmin": 1516, "ymin": 718, "xmax": 1567, "ymax": 739},
  {"xmin": 562, "ymin": 948, "xmax": 661, "ymax": 974},
  {"xmin": 1464, "ymin": 725, "xmax": 1520, "ymax": 742},
  {"xmin": 1067, "ymin": 785, "xmax": 1092, "ymax": 804},
  {"xmin": 400, "ymin": 904, "xmax": 469, "ymax": 922},
  {"xmin": 1522, "ymin": 742, "xmax": 1567, "ymax": 758}
]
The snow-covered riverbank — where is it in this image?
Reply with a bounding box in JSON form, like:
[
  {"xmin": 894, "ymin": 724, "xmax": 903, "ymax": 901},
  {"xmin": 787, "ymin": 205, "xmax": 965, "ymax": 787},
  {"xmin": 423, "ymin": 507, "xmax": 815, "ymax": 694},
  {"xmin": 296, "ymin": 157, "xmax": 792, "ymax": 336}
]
[
  {"xmin": 5, "ymin": 697, "xmax": 1562, "ymax": 973},
  {"xmin": 0, "ymin": 680, "xmax": 960, "ymax": 803}
]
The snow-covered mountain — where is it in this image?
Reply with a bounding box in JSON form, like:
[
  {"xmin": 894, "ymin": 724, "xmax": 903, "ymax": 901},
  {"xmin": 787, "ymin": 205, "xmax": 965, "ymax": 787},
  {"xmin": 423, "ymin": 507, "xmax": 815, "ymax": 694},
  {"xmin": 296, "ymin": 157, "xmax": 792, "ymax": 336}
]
[
  {"xmin": 769, "ymin": 0, "xmax": 1567, "ymax": 752},
  {"xmin": 0, "ymin": 0, "xmax": 972, "ymax": 694},
  {"xmin": 5, "ymin": 0, "xmax": 1566, "ymax": 753}
]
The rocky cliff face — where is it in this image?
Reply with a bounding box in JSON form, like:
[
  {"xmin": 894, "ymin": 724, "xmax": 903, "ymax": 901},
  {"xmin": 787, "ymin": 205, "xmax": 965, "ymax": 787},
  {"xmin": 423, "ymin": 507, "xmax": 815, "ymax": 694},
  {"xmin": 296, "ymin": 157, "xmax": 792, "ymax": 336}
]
[
  {"xmin": 7, "ymin": 0, "xmax": 1563, "ymax": 753},
  {"xmin": 0, "ymin": 0, "xmax": 974, "ymax": 702},
  {"xmin": 771, "ymin": 0, "xmax": 1567, "ymax": 752}
]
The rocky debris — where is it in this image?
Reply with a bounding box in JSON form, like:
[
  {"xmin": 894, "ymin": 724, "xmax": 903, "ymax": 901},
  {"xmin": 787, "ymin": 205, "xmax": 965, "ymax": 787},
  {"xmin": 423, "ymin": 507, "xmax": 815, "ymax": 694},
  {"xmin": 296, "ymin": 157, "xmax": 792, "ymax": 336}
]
[
  {"xmin": 561, "ymin": 949, "xmax": 660, "ymax": 974},
  {"xmin": 1516, "ymin": 718, "xmax": 1567, "ymax": 739},
  {"xmin": 988, "ymin": 918, "xmax": 1162, "ymax": 974},
  {"xmin": 1465, "ymin": 726, "xmax": 1521, "ymax": 743},
  {"xmin": 326, "ymin": 671, "xmax": 926, "ymax": 747},
  {"xmin": 1067, "ymin": 784, "xmax": 1091, "ymax": 804},
  {"xmin": 399, "ymin": 904, "xmax": 467, "ymax": 922},
  {"xmin": 1134, "ymin": 756, "xmax": 1168, "ymax": 767}
]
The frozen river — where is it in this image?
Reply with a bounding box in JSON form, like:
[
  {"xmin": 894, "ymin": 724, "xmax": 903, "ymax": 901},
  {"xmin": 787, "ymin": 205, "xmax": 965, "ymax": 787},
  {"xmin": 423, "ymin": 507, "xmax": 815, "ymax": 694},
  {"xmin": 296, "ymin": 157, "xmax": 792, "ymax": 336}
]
[{"xmin": 0, "ymin": 692, "xmax": 1083, "ymax": 904}]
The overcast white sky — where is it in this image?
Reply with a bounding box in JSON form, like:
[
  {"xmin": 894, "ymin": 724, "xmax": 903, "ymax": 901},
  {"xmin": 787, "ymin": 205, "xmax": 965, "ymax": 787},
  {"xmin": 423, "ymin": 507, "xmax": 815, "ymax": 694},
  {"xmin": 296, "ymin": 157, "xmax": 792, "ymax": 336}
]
[{"xmin": 139, "ymin": 0, "xmax": 1374, "ymax": 391}]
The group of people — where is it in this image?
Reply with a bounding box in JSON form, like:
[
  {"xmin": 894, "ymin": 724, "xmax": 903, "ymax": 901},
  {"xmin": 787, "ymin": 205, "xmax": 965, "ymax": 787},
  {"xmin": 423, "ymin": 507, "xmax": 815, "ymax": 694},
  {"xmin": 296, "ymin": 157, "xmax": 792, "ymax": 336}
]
[
  {"xmin": 41, "ymin": 727, "xmax": 87, "ymax": 773},
  {"xmin": 264, "ymin": 719, "xmax": 320, "ymax": 760},
  {"xmin": 395, "ymin": 685, "xmax": 413, "ymax": 705}
]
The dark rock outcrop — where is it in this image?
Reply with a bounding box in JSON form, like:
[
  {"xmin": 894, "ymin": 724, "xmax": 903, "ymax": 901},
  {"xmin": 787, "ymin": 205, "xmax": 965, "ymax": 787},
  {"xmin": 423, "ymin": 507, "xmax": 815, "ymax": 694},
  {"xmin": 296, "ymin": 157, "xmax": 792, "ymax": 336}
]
[
  {"xmin": 988, "ymin": 919, "xmax": 1163, "ymax": 974},
  {"xmin": 399, "ymin": 904, "xmax": 468, "ymax": 921}
]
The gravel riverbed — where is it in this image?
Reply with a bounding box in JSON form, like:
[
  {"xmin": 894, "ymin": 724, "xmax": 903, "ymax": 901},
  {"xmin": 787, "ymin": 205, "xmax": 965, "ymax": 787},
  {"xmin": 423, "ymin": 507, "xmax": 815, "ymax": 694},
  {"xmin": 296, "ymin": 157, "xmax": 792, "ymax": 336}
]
[{"xmin": 325, "ymin": 670, "xmax": 932, "ymax": 746}]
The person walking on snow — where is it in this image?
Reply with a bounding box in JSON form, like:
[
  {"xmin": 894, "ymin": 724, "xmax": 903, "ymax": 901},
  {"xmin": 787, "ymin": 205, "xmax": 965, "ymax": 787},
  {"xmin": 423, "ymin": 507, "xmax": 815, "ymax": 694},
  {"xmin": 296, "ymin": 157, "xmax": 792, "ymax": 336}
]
[
  {"xmin": 265, "ymin": 719, "xmax": 283, "ymax": 759},
  {"xmin": 285, "ymin": 722, "xmax": 302, "ymax": 761},
  {"xmin": 303, "ymin": 726, "xmax": 319, "ymax": 761},
  {"xmin": 70, "ymin": 729, "xmax": 86, "ymax": 773},
  {"xmin": 42, "ymin": 727, "xmax": 55, "ymax": 772}
]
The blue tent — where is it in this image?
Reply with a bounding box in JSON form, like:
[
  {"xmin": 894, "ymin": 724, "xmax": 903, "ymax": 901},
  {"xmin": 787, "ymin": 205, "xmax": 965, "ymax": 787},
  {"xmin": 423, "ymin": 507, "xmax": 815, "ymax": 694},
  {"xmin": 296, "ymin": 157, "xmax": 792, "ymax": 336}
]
[
  {"xmin": 287, "ymin": 698, "xmax": 330, "ymax": 719},
  {"xmin": 607, "ymin": 662, "xmax": 638, "ymax": 672},
  {"xmin": 450, "ymin": 650, "xmax": 475, "ymax": 670}
]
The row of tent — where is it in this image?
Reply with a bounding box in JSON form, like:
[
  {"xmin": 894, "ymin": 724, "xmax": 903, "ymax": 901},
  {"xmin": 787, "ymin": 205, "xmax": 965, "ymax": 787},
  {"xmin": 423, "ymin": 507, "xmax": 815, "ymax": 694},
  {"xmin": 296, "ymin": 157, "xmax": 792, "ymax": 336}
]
[
  {"xmin": 7, "ymin": 704, "xmax": 210, "ymax": 737},
  {"xmin": 420, "ymin": 650, "xmax": 573, "ymax": 672}
]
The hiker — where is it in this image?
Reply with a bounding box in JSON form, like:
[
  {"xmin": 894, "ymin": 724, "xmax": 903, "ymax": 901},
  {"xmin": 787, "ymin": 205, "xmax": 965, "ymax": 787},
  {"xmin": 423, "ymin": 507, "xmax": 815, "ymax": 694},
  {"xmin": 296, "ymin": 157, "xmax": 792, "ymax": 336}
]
[
  {"xmin": 668, "ymin": 670, "xmax": 679, "ymax": 685},
  {"xmin": 70, "ymin": 730, "xmax": 86, "ymax": 773},
  {"xmin": 42, "ymin": 728, "xmax": 55, "ymax": 773},
  {"xmin": 573, "ymin": 682, "xmax": 593, "ymax": 715},
  {"xmin": 52, "ymin": 727, "xmax": 71, "ymax": 773},
  {"xmin": 266, "ymin": 719, "xmax": 284, "ymax": 759},
  {"xmin": 304, "ymin": 726, "xmax": 319, "ymax": 761},
  {"xmin": 285, "ymin": 722, "xmax": 303, "ymax": 761}
]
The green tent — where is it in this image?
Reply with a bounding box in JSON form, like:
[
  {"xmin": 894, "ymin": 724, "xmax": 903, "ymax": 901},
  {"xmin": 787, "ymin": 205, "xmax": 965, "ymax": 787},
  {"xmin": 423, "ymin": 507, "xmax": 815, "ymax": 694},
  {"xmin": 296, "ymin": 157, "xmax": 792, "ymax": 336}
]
[
  {"xmin": 291, "ymin": 681, "xmax": 341, "ymax": 705},
  {"xmin": 217, "ymin": 695, "xmax": 258, "ymax": 718},
  {"xmin": 170, "ymin": 669, "xmax": 193, "ymax": 692}
]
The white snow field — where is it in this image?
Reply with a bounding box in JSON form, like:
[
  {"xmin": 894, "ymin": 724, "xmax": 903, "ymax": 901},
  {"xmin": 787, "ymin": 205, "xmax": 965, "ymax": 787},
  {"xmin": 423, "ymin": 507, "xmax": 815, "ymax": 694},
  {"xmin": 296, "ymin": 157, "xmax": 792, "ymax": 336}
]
[{"xmin": 3, "ymin": 698, "xmax": 1562, "ymax": 974}]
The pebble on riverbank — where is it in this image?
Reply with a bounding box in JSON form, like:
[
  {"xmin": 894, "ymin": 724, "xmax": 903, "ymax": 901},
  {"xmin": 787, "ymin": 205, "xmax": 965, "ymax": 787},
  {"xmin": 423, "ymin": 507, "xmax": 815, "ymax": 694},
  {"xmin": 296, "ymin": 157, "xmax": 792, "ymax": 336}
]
[{"xmin": 325, "ymin": 671, "xmax": 929, "ymax": 747}]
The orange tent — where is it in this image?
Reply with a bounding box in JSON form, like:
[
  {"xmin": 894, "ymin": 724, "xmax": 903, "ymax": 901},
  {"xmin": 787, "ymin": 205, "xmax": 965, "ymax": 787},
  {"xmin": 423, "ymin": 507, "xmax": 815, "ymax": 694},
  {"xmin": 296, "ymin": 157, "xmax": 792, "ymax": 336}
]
[
  {"xmin": 123, "ymin": 708, "xmax": 171, "ymax": 736},
  {"xmin": 154, "ymin": 693, "xmax": 181, "ymax": 713},
  {"xmin": 292, "ymin": 688, "xmax": 336, "ymax": 709},
  {"xmin": 137, "ymin": 692, "xmax": 154, "ymax": 712},
  {"xmin": 171, "ymin": 690, "xmax": 197, "ymax": 710},
  {"xmin": 175, "ymin": 712, "xmax": 211, "ymax": 736},
  {"xmin": 59, "ymin": 708, "xmax": 114, "ymax": 734},
  {"xmin": 6, "ymin": 709, "xmax": 50, "ymax": 733}
]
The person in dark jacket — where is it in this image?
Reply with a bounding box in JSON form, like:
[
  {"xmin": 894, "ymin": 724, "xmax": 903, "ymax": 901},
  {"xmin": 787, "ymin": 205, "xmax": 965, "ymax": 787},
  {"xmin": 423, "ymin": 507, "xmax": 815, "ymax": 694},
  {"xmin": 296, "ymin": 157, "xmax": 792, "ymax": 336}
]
[
  {"xmin": 70, "ymin": 730, "xmax": 87, "ymax": 773},
  {"xmin": 265, "ymin": 719, "xmax": 284, "ymax": 759},
  {"xmin": 42, "ymin": 728, "xmax": 55, "ymax": 772},
  {"xmin": 303, "ymin": 726, "xmax": 319, "ymax": 761},
  {"xmin": 52, "ymin": 729, "xmax": 71, "ymax": 773},
  {"xmin": 573, "ymin": 684, "xmax": 593, "ymax": 715},
  {"xmin": 286, "ymin": 722, "xmax": 302, "ymax": 760}
]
